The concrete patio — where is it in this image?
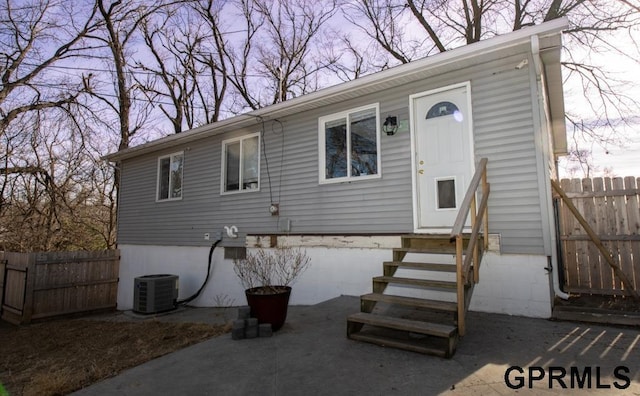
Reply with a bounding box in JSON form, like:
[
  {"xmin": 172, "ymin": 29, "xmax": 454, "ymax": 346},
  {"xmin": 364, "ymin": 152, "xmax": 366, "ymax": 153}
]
[{"xmin": 74, "ymin": 295, "xmax": 640, "ymax": 395}]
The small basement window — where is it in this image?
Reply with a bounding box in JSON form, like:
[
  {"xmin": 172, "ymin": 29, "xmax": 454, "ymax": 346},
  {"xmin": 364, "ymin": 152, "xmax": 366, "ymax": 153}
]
[
  {"xmin": 221, "ymin": 133, "xmax": 260, "ymax": 194},
  {"xmin": 157, "ymin": 152, "xmax": 184, "ymax": 201},
  {"xmin": 224, "ymin": 247, "xmax": 247, "ymax": 260},
  {"xmin": 318, "ymin": 104, "xmax": 381, "ymax": 184}
]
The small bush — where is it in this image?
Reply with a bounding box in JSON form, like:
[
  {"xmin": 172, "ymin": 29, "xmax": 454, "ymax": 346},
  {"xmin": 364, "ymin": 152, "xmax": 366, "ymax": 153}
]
[{"xmin": 233, "ymin": 246, "xmax": 311, "ymax": 291}]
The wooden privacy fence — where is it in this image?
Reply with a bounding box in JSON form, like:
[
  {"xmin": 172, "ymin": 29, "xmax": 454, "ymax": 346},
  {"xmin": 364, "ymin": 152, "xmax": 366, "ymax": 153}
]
[
  {"xmin": 556, "ymin": 177, "xmax": 640, "ymax": 296},
  {"xmin": 1, "ymin": 250, "xmax": 119, "ymax": 324}
]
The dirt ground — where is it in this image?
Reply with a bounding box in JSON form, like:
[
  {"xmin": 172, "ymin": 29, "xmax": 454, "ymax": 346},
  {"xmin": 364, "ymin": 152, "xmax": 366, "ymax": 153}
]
[{"xmin": 0, "ymin": 317, "xmax": 230, "ymax": 396}]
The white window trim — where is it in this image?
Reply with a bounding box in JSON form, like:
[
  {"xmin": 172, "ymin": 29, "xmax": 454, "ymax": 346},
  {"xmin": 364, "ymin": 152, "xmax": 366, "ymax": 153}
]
[
  {"xmin": 220, "ymin": 132, "xmax": 261, "ymax": 195},
  {"xmin": 318, "ymin": 103, "xmax": 381, "ymax": 184},
  {"xmin": 156, "ymin": 151, "xmax": 184, "ymax": 202}
]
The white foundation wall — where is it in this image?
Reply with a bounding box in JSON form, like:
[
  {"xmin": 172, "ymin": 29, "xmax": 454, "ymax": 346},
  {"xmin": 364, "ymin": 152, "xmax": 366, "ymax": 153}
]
[
  {"xmin": 469, "ymin": 252, "xmax": 553, "ymax": 318},
  {"xmin": 117, "ymin": 245, "xmax": 553, "ymax": 318},
  {"xmin": 117, "ymin": 244, "xmax": 385, "ymax": 310}
]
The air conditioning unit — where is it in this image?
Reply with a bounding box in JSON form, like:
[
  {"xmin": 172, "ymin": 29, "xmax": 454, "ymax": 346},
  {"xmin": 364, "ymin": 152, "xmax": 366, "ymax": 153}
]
[{"xmin": 133, "ymin": 274, "xmax": 179, "ymax": 314}]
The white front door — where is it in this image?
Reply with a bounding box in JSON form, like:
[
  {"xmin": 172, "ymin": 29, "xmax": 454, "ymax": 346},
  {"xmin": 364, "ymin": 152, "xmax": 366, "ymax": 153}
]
[{"xmin": 411, "ymin": 83, "xmax": 474, "ymax": 231}]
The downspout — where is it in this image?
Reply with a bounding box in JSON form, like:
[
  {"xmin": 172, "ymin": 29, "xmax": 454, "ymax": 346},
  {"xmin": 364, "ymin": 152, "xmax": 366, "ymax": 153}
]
[{"xmin": 531, "ymin": 35, "xmax": 570, "ymax": 300}]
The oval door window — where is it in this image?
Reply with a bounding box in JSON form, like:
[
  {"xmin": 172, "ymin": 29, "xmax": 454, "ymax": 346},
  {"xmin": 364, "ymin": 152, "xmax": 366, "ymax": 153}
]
[{"xmin": 426, "ymin": 101, "xmax": 463, "ymax": 122}]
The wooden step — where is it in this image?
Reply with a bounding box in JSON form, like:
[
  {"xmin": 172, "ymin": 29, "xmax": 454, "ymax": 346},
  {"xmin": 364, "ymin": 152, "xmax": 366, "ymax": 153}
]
[
  {"xmin": 402, "ymin": 234, "xmax": 456, "ymax": 239},
  {"xmin": 384, "ymin": 261, "xmax": 456, "ymax": 272},
  {"xmin": 348, "ymin": 332, "xmax": 449, "ymax": 357},
  {"xmin": 347, "ymin": 312, "xmax": 457, "ymax": 338},
  {"xmin": 373, "ymin": 276, "xmax": 457, "ymax": 291},
  {"xmin": 394, "ymin": 246, "xmax": 457, "ymax": 256},
  {"xmin": 401, "ymin": 234, "xmax": 474, "ymax": 251},
  {"xmin": 361, "ymin": 293, "xmax": 457, "ymax": 312},
  {"xmin": 400, "ymin": 233, "xmax": 474, "ymax": 241}
]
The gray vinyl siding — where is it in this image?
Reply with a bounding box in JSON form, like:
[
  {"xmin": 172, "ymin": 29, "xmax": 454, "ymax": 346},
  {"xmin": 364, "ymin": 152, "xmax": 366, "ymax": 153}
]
[
  {"xmin": 472, "ymin": 60, "xmax": 546, "ymax": 254},
  {"xmin": 118, "ymin": 46, "xmax": 548, "ymax": 255}
]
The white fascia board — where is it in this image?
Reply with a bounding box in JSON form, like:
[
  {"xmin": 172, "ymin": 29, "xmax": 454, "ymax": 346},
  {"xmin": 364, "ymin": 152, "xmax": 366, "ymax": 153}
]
[
  {"xmin": 105, "ymin": 18, "xmax": 568, "ymax": 162},
  {"xmin": 103, "ymin": 114, "xmax": 259, "ymax": 162}
]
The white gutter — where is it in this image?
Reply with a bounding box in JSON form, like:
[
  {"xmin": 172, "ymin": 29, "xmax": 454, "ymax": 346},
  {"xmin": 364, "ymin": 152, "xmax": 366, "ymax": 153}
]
[{"xmin": 531, "ymin": 34, "xmax": 570, "ymax": 300}]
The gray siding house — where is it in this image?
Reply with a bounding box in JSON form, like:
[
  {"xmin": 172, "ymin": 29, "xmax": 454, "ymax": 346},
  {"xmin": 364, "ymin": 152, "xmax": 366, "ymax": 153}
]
[{"xmin": 107, "ymin": 18, "xmax": 569, "ymax": 319}]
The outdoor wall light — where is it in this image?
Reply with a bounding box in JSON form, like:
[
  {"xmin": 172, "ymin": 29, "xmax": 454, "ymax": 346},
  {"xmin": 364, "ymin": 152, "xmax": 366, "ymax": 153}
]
[{"xmin": 383, "ymin": 116, "xmax": 398, "ymax": 136}]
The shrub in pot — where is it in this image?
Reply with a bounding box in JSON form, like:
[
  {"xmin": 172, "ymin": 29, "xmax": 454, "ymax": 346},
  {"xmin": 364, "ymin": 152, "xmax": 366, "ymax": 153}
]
[{"xmin": 233, "ymin": 246, "xmax": 311, "ymax": 331}]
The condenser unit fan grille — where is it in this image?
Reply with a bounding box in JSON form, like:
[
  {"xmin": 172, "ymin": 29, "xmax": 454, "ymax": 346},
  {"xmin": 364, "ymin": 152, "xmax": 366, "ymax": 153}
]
[{"xmin": 133, "ymin": 274, "xmax": 179, "ymax": 314}]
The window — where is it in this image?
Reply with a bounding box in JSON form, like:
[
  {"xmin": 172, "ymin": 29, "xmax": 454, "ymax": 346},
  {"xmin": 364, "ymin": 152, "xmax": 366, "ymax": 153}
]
[
  {"xmin": 221, "ymin": 133, "xmax": 260, "ymax": 194},
  {"xmin": 426, "ymin": 101, "xmax": 463, "ymax": 122},
  {"xmin": 157, "ymin": 152, "xmax": 183, "ymax": 201},
  {"xmin": 436, "ymin": 178, "xmax": 457, "ymax": 209},
  {"xmin": 319, "ymin": 104, "xmax": 380, "ymax": 183}
]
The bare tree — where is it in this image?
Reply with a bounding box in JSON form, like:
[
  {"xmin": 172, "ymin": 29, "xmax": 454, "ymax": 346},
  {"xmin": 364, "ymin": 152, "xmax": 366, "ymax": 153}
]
[
  {"xmin": 190, "ymin": 0, "xmax": 235, "ymax": 123},
  {"xmin": 344, "ymin": 0, "xmax": 420, "ymax": 64},
  {"xmin": 135, "ymin": 2, "xmax": 229, "ymax": 133},
  {"xmin": 82, "ymin": 0, "xmax": 190, "ymax": 231},
  {"xmin": 323, "ymin": 30, "xmax": 392, "ymax": 82},
  {"xmin": 203, "ymin": 0, "xmax": 265, "ymax": 112},
  {"xmin": 0, "ymin": 0, "xmax": 106, "ymax": 251},
  {"xmin": 346, "ymin": 0, "xmax": 640, "ymax": 165},
  {"xmin": 89, "ymin": 0, "xmax": 162, "ymax": 152},
  {"xmin": 135, "ymin": 8, "xmax": 196, "ymax": 133},
  {"xmin": 252, "ymin": 0, "xmax": 339, "ymax": 104},
  {"xmin": 0, "ymin": 0, "xmax": 98, "ymax": 138},
  {"xmin": 0, "ymin": 109, "xmax": 111, "ymax": 251},
  {"xmin": 201, "ymin": 0, "xmax": 338, "ymax": 112}
]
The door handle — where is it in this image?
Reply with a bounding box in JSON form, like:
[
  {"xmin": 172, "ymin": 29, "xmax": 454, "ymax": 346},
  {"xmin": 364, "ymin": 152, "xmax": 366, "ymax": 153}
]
[{"xmin": 418, "ymin": 169, "xmax": 424, "ymax": 175}]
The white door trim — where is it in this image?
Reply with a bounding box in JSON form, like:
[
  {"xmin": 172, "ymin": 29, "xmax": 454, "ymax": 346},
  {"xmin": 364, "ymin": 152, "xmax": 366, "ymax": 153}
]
[{"xmin": 409, "ymin": 81, "xmax": 475, "ymax": 233}]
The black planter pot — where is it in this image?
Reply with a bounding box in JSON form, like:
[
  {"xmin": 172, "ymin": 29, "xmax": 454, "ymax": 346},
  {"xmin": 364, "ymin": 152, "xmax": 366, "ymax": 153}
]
[{"xmin": 244, "ymin": 286, "xmax": 291, "ymax": 331}]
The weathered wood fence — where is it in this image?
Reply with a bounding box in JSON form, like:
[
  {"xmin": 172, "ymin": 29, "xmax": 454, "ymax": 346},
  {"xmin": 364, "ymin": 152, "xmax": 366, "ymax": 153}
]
[
  {"xmin": 556, "ymin": 177, "xmax": 640, "ymax": 296},
  {"xmin": 1, "ymin": 250, "xmax": 119, "ymax": 324}
]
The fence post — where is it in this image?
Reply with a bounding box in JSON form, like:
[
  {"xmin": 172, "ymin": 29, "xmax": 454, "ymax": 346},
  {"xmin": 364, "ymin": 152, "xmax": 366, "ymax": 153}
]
[
  {"xmin": 21, "ymin": 253, "xmax": 37, "ymax": 324},
  {"xmin": 0, "ymin": 259, "xmax": 6, "ymax": 316}
]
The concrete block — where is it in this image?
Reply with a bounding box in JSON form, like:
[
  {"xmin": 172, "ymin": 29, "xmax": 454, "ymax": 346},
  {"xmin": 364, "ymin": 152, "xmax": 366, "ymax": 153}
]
[
  {"xmin": 246, "ymin": 317, "xmax": 258, "ymax": 327},
  {"xmin": 237, "ymin": 306, "xmax": 250, "ymax": 320},
  {"xmin": 231, "ymin": 327, "xmax": 245, "ymax": 340},
  {"xmin": 259, "ymin": 323, "xmax": 272, "ymax": 337},
  {"xmin": 231, "ymin": 319, "xmax": 245, "ymax": 340},
  {"xmin": 245, "ymin": 325, "xmax": 258, "ymax": 339},
  {"xmin": 232, "ymin": 319, "xmax": 245, "ymax": 329}
]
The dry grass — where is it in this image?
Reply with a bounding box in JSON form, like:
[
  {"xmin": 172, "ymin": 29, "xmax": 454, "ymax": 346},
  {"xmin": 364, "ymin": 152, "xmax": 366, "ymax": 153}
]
[{"xmin": 0, "ymin": 319, "xmax": 230, "ymax": 396}]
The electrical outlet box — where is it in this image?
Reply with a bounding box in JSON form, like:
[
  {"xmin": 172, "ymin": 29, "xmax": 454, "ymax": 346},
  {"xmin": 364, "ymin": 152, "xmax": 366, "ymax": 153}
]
[
  {"xmin": 279, "ymin": 218, "xmax": 291, "ymax": 232},
  {"xmin": 488, "ymin": 234, "xmax": 501, "ymax": 252},
  {"xmin": 204, "ymin": 233, "xmax": 210, "ymax": 240}
]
